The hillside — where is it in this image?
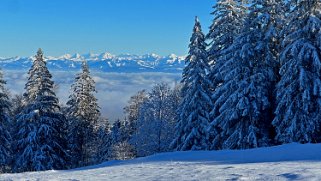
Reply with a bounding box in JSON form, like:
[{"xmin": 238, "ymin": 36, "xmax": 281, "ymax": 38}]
[{"xmin": 2, "ymin": 143, "xmax": 321, "ymax": 180}]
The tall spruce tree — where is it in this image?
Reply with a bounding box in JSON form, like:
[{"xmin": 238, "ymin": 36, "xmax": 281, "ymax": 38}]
[
  {"xmin": 66, "ymin": 61, "xmax": 100, "ymax": 167},
  {"xmin": 206, "ymin": 0, "xmax": 247, "ymax": 149},
  {"xmin": 14, "ymin": 49, "xmax": 68, "ymax": 172},
  {"xmin": 273, "ymin": 0, "xmax": 321, "ymax": 143},
  {"xmin": 23, "ymin": 50, "xmax": 45, "ymax": 105},
  {"xmin": 0, "ymin": 70, "xmax": 11, "ymax": 172},
  {"xmin": 171, "ymin": 17, "xmax": 213, "ymax": 151},
  {"xmin": 208, "ymin": 0, "xmax": 285, "ymax": 150}
]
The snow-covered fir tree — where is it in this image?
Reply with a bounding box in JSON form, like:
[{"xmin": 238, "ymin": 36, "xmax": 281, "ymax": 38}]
[
  {"xmin": 0, "ymin": 70, "xmax": 11, "ymax": 172},
  {"xmin": 14, "ymin": 49, "xmax": 68, "ymax": 172},
  {"xmin": 22, "ymin": 50, "xmax": 46, "ymax": 105},
  {"xmin": 206, "ymin": 0, "xmax": 247, "ymax": 150},
  {"xmin": 273, "ymin": 0, "xmax": 321, "ymax": 143},
  {"xmin": 208, "ymin": 0, "xmax": 285, "ymax": 149},
  {"xmin": 66, "ymin": 60, "xmax": 101, "ymax": 167},
  {"xmin": 171, "ymin": 17, "xmax": 213, "ymax": 151},
  {"xmin": 132, "ymin": 83, "xmax": 178, "ymax": 157},
  {"xmin": 207, "ymin": 0, "xmax": 246, "ymax": 66}
]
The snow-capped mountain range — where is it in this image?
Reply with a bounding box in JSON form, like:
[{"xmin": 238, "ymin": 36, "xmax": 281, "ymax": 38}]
[{"xmin": 0, "ymin": 52, "xmax": 186, "ymax": 73}]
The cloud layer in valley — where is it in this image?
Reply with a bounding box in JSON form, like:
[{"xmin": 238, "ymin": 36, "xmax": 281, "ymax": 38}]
[{"xmin": 4, "ymin": 70, "xmax": 181, "ymax": 121}]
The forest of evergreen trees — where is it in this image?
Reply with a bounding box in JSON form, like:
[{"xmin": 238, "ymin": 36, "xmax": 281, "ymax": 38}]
[{"xmin": 0, "ymin": 0, "xmax": 320, "ymax": 173}]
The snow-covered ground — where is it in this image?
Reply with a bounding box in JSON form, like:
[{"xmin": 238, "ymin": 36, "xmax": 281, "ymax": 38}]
[{"xmin": 2, "ymin": 143, "xmax": 321, "ymax": 180}]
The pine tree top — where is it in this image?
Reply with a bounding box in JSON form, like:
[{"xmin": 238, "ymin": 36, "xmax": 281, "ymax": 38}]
[
  {"xmin": 193, "ymin": 16, "xmax": 202, "ymax": 33},
  {"xmin": 187, "ymin": 17, "xmax": 207, "ymax": 62},
  {"xmin": 36, "ymin": 48, "xmax": 44, "ymax": 60},
  {"xmin": 81, "ymin": 60, "xmax": 90, "ymax": 74}
]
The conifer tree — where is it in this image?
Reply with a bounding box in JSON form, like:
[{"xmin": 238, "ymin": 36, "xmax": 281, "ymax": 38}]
[
  {"xmin": 208, "ymin": 0, "xmax": 285, "ymax": 149},
  {"xmin": 206, "ymin": 0, "xmax": 247, "ymax": 149},
  {"xmin": 171, "ymin": 17, "xmax": 213, "ymax": 151},
  {"xmin": 14, "ymin": 49, "xmax": 68, "ymax": 172},
  {"xmin": 0, "ymin": 70, "xmax": 11, "ymax": 172},
  {"xmin": 273, "ymin": 0, "xmax": 321, "ymax": 143},
  {"xmin": 66, "ymin": 61, "xmax": 100, "ymax": 167},
  {"xmin": 23, "ymin": 50, "xmax": 47, "ymax": 105}
]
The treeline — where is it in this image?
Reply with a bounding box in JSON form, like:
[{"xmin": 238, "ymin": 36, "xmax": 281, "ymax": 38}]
[{"xmin": 170, "ymin": 0, "xmax": 321, "ymax": 151}]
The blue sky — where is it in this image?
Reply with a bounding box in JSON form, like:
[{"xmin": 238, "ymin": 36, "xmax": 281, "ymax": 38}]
[{"xmin": 0, "ymin": 0, "xmax": 214, "ymax": 57}]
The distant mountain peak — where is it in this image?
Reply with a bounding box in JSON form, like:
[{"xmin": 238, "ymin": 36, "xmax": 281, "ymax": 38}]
[
  {"xmin": 59, "ymin": 54, "xmax": 72, "ymax": 60},
  {"xmin": 72, "ymin": 53, "xmax": 82, "ymax": 59},
  {"xmin": 99, "ymin": 52, "xmax": 114, "ymax": 60},
  {"xmin": 0, "ymin": 52, "xmax": 185, "ymax": 73}
]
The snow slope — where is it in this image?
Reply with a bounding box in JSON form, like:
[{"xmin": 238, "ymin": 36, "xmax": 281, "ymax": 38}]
[{"xmin": 2, "ymin": 143, "xmax": 321, "ymax": 180}]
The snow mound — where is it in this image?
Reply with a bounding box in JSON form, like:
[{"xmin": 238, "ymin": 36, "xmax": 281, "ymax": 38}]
[
  {"xmin": 135, "ymin": 143, "xmax": 321, "ymax": 163},
  {"xmin": 2, "ymin": 143, "xmax": 321, "ymax": 180}
]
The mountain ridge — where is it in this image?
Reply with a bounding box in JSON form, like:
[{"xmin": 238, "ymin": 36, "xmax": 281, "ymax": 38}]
[{"xmin": 0, "ymin": 52, "xmax": 186, "ymax": 73}]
